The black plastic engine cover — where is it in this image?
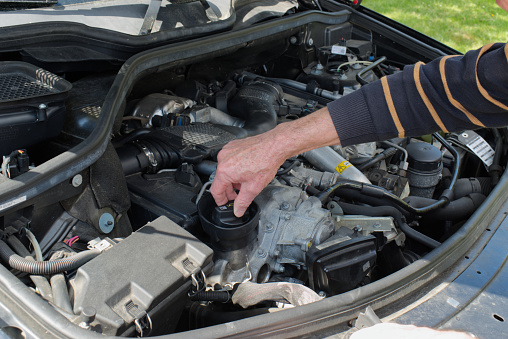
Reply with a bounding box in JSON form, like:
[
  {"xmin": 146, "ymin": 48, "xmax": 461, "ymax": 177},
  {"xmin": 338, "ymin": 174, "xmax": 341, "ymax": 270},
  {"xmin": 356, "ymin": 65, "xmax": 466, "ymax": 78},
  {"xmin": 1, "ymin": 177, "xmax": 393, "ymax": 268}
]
[
  {"xmin": 307, "ymin": 234, "xmax": 376, "ymax": 296},
  {"xmin": 126, "ymin": 167, "xmax": 202, "ymax": 229},
  {"xmin": 0, "ymin": 62, "xmax": 71, "ymax": 155}
]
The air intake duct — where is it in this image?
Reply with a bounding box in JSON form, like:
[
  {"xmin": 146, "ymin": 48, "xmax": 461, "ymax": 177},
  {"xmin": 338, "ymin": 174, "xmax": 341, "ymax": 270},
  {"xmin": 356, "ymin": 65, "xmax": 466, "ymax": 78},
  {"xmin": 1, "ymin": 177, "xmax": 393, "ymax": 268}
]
[
  {"xmin": 116, "ymin": 123, "xmax": 243, "ymax": 175},
  {"xmin": 116, "ymin": 79, "xmax": 285, "ymax": 175},
  {"xmin": 116, "ymin": 138, "xmax": 180, "ymax": 176},
  {"xmin": 228, "ymin": 80, "xmax": 283, "ymax": 136}
]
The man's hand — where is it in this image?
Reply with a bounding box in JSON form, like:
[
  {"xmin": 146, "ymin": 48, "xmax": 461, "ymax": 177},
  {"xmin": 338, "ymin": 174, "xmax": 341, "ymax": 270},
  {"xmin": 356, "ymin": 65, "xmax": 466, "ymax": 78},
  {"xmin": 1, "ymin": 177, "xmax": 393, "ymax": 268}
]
[
  {"xmin": 210, "ymin": 107, "xmax": 341, "ymax": 217},
  {"xmin": 210, "ymin": 131, "xmax": 287, "ymax": 217}
]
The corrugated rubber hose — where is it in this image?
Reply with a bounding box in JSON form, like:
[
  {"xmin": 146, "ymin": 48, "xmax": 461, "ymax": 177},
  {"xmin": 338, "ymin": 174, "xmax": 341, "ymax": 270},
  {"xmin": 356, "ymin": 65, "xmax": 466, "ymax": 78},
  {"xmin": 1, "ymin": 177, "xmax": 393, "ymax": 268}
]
[{"xmin": 0, "ymin": 240, "xmax": 100, "ymax": 275}]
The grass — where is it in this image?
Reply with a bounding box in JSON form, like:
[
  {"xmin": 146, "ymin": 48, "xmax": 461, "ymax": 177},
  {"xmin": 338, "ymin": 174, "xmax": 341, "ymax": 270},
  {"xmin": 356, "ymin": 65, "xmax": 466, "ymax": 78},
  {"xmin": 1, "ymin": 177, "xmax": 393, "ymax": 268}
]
[{"xmin": 363, "ymin": 0, "xmax": 508, "ymax": 53}]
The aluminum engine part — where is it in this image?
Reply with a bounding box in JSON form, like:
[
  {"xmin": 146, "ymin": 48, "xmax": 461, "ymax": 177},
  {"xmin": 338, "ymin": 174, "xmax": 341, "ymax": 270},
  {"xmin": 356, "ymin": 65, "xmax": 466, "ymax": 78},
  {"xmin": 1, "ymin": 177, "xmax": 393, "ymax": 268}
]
[
  {"xmin": 191, "ymin": 106, "xmax": 245, "ymax": 127},
  {"xmin": 332, "ymin": 142, "xmax": 377, "ymax": 160},
  {"xmin": 302, "ymin": 146, "xmax": 371, "ymax": 184},
  {"xmin": 284, "ymin": 165, "xmax": 340, "ymax": 190},
  {"xmin": 332, "ymin": 213, "xmax": 405, "ymax": 246},
  {"xmin": 207, "ymin": 185, "xmax": 334, "ymax": 287},
  {"xmin": 131, "ymin": 93, "xmax": 194, "ymax": 126},
  {"xmin": 253, "ymin": 186, "xmax": 334, "ymax": 279}
]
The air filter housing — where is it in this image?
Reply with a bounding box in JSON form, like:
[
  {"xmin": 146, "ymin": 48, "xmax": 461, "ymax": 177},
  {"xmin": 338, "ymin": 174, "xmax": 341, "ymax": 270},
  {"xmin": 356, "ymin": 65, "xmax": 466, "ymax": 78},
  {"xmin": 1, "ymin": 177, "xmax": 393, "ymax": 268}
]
[{"xmin": 0, "ymin": 62, "xmax": 72, "ymax": 156}]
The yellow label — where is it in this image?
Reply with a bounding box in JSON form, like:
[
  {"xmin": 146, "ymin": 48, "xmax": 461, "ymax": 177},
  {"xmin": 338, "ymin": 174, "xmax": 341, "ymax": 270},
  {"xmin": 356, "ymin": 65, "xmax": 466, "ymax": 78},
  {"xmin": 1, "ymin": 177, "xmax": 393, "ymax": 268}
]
[{"xmin": 335, "ymin": 160, "xmax": 352, "ymax": 174}]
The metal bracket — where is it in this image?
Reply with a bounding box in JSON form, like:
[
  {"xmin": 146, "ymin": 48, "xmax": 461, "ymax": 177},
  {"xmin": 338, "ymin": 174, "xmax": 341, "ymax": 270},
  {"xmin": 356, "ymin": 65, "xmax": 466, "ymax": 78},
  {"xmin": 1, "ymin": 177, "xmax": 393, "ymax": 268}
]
[{"xmin": 139, "ymin": 0, "xmax": 163, "ymax": 35}]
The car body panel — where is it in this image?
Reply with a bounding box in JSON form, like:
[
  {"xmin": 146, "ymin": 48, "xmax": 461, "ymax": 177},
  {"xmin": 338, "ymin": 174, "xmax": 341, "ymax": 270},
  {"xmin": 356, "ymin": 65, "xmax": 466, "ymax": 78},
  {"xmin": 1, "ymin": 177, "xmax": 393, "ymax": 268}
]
[{"xmin": 0, "ymin": 2, "xmax": 505, "ymax": 338}]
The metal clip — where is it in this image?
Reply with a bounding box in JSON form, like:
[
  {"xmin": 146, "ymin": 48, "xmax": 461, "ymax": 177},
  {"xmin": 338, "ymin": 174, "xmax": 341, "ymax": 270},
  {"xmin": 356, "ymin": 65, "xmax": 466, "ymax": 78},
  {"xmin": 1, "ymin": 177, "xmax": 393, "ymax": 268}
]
[
  {"xmin": 140, "ymin": 145, "xmax": 158, "ymax": 168},
  {"xmin": 189, "ymin": 270, "xmax": 206, "ymax": 297},
  {"xmin": 134, "ymin": 315, "xmax": 152, "ymax": 338},
  {"xmin": 182, "ymin": 258, "xmax": 206, "ymax": 296},
  {"xmin": 125, "ymin": 301, "xmax": 152, "ymax": 337}
]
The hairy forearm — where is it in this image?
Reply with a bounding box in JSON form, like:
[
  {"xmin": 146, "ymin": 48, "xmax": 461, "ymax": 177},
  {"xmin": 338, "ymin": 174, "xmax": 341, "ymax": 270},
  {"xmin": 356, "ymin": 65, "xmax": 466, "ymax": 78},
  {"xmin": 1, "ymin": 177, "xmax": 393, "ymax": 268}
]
[
  {"xmin": 210, "ymin": 107, "xmax": 340, "ymax": 217},
  {"xmin": 265, "ymin": 107, "xmax": 341, "ymax": 159}
]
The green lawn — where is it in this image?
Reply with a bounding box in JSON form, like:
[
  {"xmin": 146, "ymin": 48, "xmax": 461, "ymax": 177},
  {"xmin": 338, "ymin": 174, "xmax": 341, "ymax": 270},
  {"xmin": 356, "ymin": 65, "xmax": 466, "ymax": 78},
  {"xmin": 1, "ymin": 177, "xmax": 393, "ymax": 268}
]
[{"xmin": 363, "ymin": 0, "xmax": 508, "ymax": 53}]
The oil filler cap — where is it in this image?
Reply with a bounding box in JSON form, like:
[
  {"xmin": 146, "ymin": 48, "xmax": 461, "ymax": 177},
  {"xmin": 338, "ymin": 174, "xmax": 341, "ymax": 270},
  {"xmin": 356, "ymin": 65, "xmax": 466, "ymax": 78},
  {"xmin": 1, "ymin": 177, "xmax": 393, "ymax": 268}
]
[
  {"xmin": 197, "ymin": 193, "xmax": 259, "ymax": 251},
  {"xmin": 212, "ymin": 201, "xmax": 250, "ymax": 227}
]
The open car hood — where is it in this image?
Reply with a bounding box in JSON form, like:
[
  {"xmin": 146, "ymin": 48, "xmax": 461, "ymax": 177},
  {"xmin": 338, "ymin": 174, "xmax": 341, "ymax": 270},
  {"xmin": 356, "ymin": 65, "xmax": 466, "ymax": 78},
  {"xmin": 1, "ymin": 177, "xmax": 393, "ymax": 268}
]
[
  {"xmin": 0, "ymin": 1, "xmax": 505, "ymax": 338},
  {"xmin": 0, "ymin": 0, "xmax": 235, "ymax": 35}
]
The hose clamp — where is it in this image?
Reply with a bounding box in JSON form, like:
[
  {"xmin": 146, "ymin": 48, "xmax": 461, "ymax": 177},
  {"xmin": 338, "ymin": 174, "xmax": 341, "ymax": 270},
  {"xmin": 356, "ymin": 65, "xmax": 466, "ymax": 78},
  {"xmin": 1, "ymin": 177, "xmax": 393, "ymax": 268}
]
[{"xmin": 140, "ymin": 145, "xmax": 158, "ymax": 168}]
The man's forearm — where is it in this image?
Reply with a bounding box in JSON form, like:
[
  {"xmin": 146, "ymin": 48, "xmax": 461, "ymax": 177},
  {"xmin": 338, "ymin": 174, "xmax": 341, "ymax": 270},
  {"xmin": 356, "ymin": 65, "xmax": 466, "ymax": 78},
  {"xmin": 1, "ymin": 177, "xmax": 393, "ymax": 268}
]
[
  {"xmin": 329, "ymin": 43, "xmax": 508, "ymax": 146},
  {"xmin": 267, "ymin": 107, "xmax": 341, "ymax": 158},
  {"xmin": 210, "ymin": 107, "xmax": 340, "ymax": 217}
]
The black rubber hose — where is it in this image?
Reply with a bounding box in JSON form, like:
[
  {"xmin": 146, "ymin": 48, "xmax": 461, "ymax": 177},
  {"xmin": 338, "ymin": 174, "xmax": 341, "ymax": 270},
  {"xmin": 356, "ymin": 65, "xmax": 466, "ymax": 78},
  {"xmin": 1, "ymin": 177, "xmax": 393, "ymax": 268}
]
[
  {"xmin": 189, "ymin": 290, "xmax": 230, "ymax": 303},
  {"xmin": 228, "ymin": 81, "xmax": 282, "ymax": 136},
  {"xmin": 277, "ymin": 160, "xmax": 300, "ymax": 176},
  {"xmin": 50, "ymin": 274, "xmax": 73, "ymax": 314},
  {"xmin": 349, "ymin": 157, "xmax": 372, "ymax": 166},
  {"xmin": 317, "ymin": 180, "xmax": 426, "ymax": 212},
  {"xmin": 476, "ymin": 177, "xmax": 493, "ymax": 196},
  {"xmin": 190, "ymin": 303, "xmax": 270, "ymax": 329},
  {"xmin": 116, "ymin": 138, "xmax": 180, "ymax": 175},
  {"xmin": 356, "ymin": 56, "xmax": 387, "ymax": 86},
  {"xmin": 338, "ymin": 202, "xmax": 441, "ymax": 249},
  {"xmin": 452, "ymin": 178, "xmax": 482, "ymax": 199},
  {"xmin": 333, "ymin": 187, "xmax": 411, "ymax": 217},
  {"xmin": 194, "ymin": 160, "xmax": 218, "ymax": 176},
  {"xmin": 319, "ymin": 181, "xmax": 445, "ymax": 215},
  {"xmin": 404, "ymin": 194, "xmax": 486, "ymax": 221},
  {"xmin": 436, "ymin": 133, "xmax": 460, "ymax": 189},
  {"xmin": 492, "ymin": 129, "xmax": 503, "ymax": 166},
  {"xmin": 0, "ymin": 241, "xmax": 100, "ymax": 275},
  {"xmin": 489, "ymin": 128, "xmax": 503, "ymax": 185},
  {"xmin": 317, "ymin": 133, "xmax": 461, "ymax": 215},
  {"xmin": 356, "ymin": 147, "xmax": 397, "ymax": 171}
]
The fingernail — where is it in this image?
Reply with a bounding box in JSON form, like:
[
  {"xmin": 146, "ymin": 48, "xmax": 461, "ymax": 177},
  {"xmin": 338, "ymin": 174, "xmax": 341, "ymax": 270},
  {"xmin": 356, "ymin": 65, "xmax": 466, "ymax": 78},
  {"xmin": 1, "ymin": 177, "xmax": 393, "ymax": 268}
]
[{"xmin": 234, "ymin": 207, "xmax": 245, "ymax": 218}]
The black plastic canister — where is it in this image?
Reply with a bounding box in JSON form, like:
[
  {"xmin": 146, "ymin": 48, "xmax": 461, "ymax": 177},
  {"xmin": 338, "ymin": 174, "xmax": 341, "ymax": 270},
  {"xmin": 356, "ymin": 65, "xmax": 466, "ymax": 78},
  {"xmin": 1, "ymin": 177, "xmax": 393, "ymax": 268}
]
[{"xmin": 406, "ymin": 142, "xmax": 443, "ymax": 198}]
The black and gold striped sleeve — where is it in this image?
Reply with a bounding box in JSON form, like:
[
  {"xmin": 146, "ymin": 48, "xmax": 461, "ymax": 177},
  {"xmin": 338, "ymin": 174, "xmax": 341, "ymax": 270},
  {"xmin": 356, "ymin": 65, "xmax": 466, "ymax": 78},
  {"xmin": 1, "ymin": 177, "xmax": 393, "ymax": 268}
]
[{"xmin": 328, "ymin": 43, "xmax": 508, "ymax": 146}]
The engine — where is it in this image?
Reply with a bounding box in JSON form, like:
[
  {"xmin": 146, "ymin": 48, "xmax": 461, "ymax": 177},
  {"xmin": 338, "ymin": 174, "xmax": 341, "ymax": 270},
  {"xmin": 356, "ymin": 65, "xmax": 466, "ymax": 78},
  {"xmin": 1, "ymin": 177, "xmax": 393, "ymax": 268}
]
[
  {"xmin": 104, "ymin": 51, "xmax": 487, "ymax": 314},
  {"xmin": 0, "ymin": 21, "xmax": 498, "ymax": 337}
]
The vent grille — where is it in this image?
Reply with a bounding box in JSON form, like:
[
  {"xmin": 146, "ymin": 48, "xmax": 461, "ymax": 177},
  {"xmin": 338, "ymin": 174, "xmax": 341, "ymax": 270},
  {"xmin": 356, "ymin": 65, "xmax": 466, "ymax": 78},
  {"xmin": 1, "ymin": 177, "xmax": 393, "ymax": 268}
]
[
  {"xmin": 162, "ymin": 124, "xmax": 236, "ymax": 148},
  {"xmin": 0, "ymin": 73, "xmax": 57, "ymax": 102}
]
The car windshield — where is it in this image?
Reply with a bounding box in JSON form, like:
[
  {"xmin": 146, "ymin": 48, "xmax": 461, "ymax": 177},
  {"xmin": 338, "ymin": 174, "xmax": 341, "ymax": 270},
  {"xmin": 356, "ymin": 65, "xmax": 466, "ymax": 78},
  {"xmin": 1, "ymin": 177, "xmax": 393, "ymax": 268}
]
[{"xmin": 0, "ymin": 0, "xmax": 232, "ymax": 35}]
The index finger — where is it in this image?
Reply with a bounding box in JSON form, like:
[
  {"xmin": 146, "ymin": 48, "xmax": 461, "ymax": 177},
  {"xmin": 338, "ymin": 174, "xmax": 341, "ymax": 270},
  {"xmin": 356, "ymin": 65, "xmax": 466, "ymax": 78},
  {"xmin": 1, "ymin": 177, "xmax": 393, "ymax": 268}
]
[{"xmin": 210, "ymin": 176, "xmax": 235, "ymax": 206}]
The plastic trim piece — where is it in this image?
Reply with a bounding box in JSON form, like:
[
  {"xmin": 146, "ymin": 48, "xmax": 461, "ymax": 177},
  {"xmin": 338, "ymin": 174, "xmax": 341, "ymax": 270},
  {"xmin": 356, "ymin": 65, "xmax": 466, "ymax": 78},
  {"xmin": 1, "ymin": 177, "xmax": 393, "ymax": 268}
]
[{"xmin": 0, "ymin": 12, "xmax": 237, "ymax": 60}]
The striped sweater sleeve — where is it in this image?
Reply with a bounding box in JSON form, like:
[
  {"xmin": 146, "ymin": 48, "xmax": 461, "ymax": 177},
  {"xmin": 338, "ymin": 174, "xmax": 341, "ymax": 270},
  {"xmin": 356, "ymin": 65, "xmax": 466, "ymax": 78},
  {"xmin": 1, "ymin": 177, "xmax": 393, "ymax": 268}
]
[{"xmin": 327, "ymin": 43, "xmax": 508, "ymax": 146}]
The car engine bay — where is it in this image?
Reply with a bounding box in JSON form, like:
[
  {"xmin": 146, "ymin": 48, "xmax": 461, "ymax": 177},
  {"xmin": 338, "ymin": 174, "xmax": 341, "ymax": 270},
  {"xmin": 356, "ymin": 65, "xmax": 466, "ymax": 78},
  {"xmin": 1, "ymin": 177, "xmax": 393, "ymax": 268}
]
[{"xmin": 0, "ymin": 7, "xmax": 504, "ymax": 337}]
